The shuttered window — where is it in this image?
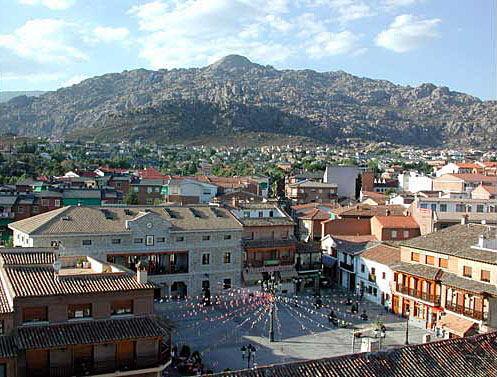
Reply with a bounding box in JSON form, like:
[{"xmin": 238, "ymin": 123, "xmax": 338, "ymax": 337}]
[
  {"xmin": 481, "ymin": 270, "xmax": 490, "ymax": 282},
  {"xmin": 411, "ymin": 252, "xmax": 420, "ymax": 262},
  {"xmin": 23, "ymin": 307, "xmax": 48, "ymax": 323},
  {"xmin": 426, "ymin": 256, "xmax": 435, "ymax": 265},
  {"xmin": 439, "ymin": 258, "xmax": 448, "ymax": 268},
  {"xmin": 463, "ymin": 266, "xmax": 472, "ymax": 278}
]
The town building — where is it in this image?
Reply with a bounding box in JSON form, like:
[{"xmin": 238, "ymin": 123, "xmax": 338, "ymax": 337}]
[
  {"xmin": 285, "ymin": 180, "xmax": 338, "ymax": 205},
  {"xmin": 432, "ymin": 173, "xmax": 496, "ymax": 194},
  {"xmin": 165, "ymin": 178, "xmax": 218, "ymax": 204},
  {"xmin": 230, "ymin": 203, "xmax": 297, "ymax": 293},
  {"xmin": 9, "ymin": 205, "xmax": 243, "ymax": 297},
  {"xmin": 356, "ymin": 244, "xmax": 400, "ymax": 309},
  {"xmin": 323, "ymin": 165, "xmax": 359, "ymax": 199},
  {"xmin": 391, "ymin": 224, "xmax": 497, "ymax": 338},
  {"xmin": 0, "ymin": 249, "xmax": 171, "ymax": 377}
]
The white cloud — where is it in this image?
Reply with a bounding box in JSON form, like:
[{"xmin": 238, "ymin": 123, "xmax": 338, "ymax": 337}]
[
  {"xmin": 61, "ymin": 74, "xmax": 90, "ymax": 87},
  {"xmin": 383, "ymin": 0, "xmax": 421, "ymax": 7},
  {"xmin": 0, "ymin": 19, "xmax": 89, "ymax": 64},
  {"xmin": 93, "ymin": 26, "xmax": 130, "ymax": 43},
  {"xmin": 375, "ymin": 14, "xmax": 441, "ymax": 53},
  {"xmin": 299, "ymin": 0, "xmax": 375, "ymax": 24},
  {"xmin": 306, "ymin": 30, "xmax": 364, "ymax": 57},
  {"xmin": 18, "ymin": 0, "xmax": 75, "ymax": 10},
  {"xmin": 129, "ymin": 0, "xmax": 365, "ymax": 69}
]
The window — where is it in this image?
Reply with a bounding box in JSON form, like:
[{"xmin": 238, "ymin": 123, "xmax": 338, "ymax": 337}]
[
  {"xmin": 111, "ymin": 300, "xmax": 133, "ymax": 315},
  {"xmin": 202, "ymin": 280, "xmax": 210, "ymax": 290},
  {"xmin": 403, "ymin": 230, "xmax": 409, "ymax": 238},
  {"xmin": 440, "ymin": 204, "xmax": 447, "ymax": 212},
  {"xmin": 111, "ymin": 239, "xmax": 121, "ymax": 245},
  {"xmin": 203, "ymin": 190, "xmax": 211, "ymax": 195},
  {"xmin": 481, "ymin": 270, "xmax": 491, "ymax": 282},
  {"xmin": 223, "ymin": 279, "xmax": 231, "ymax": 289},
  {"xmin": 146, "ymin": 235, "xmax": 154, "ymax": 246},
  {"xmin": 176, "ymin": 236, "xmax": 184, "ymax": 242},
  {"xmin": 32, "ymin": 206, "xmax": 39, "ymax": 214},
  {"xmin": 463, "ymin": 266, "xmax": 472, "ymax": 278},
  {"xmin": 146, "ymin": 198, "xmax": 153, "ymax": 205},
  {"xmin": 269, "ymin": 210, "xmax": 274, "ymax": 217},
  {"xmin": 147, "ymin": 187, "xmax": 153, "ymax": 194},
  {"xmin": 55, "ymin": 199, "xmax": 61, "ymax": 207},
  {"xmin": 477, "ymin": 205, "xmax": 484, "ymax": 213},
  {"xmin": 382, "ymin": 272, "xmax": 386, "ymax": 280},
  {"xmin": 456, "ymin": 204, "xmax": 465, "ymax": 212},
  {"xmin": 430, "ymin": 204, "xmax": 436, "ymax": 211},
  {"xmin": 18, "ymin": 206, "xmax": 24, "ymax": 213},
  {"xmin": 116, "ymin": 182, "xmax": 122, "ymax": 189},
  {"xmin": 411, "ymin": 252, "xmax": 420, "ymax": 262},
  {"xmin": 82, "ymin": 239, "xmax": 92, "ymax": 246},
  {"xmin": 361, "ymin": 264, "xmax": 365, "ymax": 273},
  {"xmin": 373, "ymin": 288, "xmax": 377, "ymax": 297},
  {"xmin": 23, "ymin": 307, "xmax": 48, "ymax": 323},
  {"xmin": 244, "ymin": 211, "xmax": 250, "ymax": 218},
  {"xmin": 371, "ymin": 267, "xmax": 376, "ymax": 275},
  {"xmin": 420, "ymin": 204, "xmax": 428, "ymax": 209},
  {"xmin": 0, "ymin": 320, "xmax": 4, "ymax": 335},
  {"xmin": 223, "ymin": 252, "xmax": 231, "ymax": 264},
  {"xmin": 258, "ymin": 211, "xmax": 263, "ymax": 218},
  {"xmin": 202, "ymin": 254, "xmax": 210, "ymax": 265},
  {"xmin": 157, "ymin": 237, "xmax": 165, "ymax": 243},
  {"xmin": 42, "ymin": 199, "xmax": 49, "ymax": 206},
  {"xmin": 224, "ymin": 235, "xmax": 231, "ymax": 240},
  {"xmin": 68, "ymin": 304, "xmax": 92, "ymax": 319},
  {"xmin": 202, "ymin": 235, "xmax": 210, "ymax": 241},
  {"xmin": 439, "ymin": 258, "xmax": 448, "ymax": 268},
  {"xmin": 426, "ymin": 255, "xmax": 435, "ymax": 265},
  {"xmin": 0, "ymin": 363, "xmax": 6, "ymax": 377},
  {"xmin": 133, "ymin": 187, "xmax": 139, "ymax": 193},
  {"xmin": 155, "ymin": 187, "xmax": 160, "ymax": 193},
  {"xmin": 133, "ymin": 238, "xmax": 143, "ymax": 244},
  {"xmin": 391, "ymin": 230, "xmax": 397, "ymax": 238}
]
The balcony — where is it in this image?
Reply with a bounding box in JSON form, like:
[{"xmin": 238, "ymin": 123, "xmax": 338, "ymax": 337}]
[
  {"xmin": 396, "ymin": 284, "xmax": 440, "ymax": 305},
  {"xmin": 445, "ymin": 301, "xmax": 486, "ymax": 321},
  {"xmin": 368, "ymin": 273, "xmax": 376, "ymax": 283},
  {"xmin": 27, "ymin": 355, "xmax": 171, "ymax": 377},
  {"xmin": 339, "ymin": 261, "xmax": 354, "ymax": 272},
  {"xmin": 0, "ymin": 212, "xmax": 14, "ymax": 219},
  {"xmin": 245, "ymin": 259, "xmax": 295, "ymax": 273}
]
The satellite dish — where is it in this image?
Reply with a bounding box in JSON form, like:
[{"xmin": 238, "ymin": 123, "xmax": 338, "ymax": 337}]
[{"xmin": 53, "ymin": 261, "xmax": 62, "ymax": 273}]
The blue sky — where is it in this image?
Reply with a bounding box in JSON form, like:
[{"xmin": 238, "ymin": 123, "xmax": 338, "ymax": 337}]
[{"xmin": 0, "ymin": 0, "xmax": 495, "ymax": 100}]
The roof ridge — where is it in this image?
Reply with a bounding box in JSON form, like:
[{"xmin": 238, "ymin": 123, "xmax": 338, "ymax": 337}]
[{"xmin": 11, "ymin": 206, "xmax": 72, "ymax": 235}]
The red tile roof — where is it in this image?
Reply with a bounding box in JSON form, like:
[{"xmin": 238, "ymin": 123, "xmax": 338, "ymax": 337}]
[
  {"xmin": 206, "ymin": 332, "xmax": 497, "ymax": 377},
  {"xmin": 372, "ymin": 216, "xmax": 420, "ymax": 229},
  {"xmin": 360, "ymin": 244, "xmax": 400, "ymax": 266}
]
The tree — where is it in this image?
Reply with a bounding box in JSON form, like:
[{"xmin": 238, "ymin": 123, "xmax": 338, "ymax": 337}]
[{"xmin": 124, "ymin": 190, "xmax": 139, "ymax": 205}]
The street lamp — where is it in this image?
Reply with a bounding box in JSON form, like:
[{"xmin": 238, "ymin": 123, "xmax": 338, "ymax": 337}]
[
  {"xmin": 263, "ymin": 272, "xmax": 281, "ymax": 342},
  {"xmin": 404, "ymin": 309, "xmax": 410, "ymax": 345},
  {"xmin": 240, "ymin": 344, "xmax": 256, "ymax": 369}
]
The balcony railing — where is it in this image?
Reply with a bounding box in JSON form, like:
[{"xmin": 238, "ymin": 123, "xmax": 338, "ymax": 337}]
[
  {"xmin": 27, "ymin": 355, "xmax": 170, "ymax": 377},
  {"xmin": 339, "ymin": 261, "xmax": 354, "ymax": 272},
  {"xmin": 396, "ymin": 284, "xmax": 440, "ymax": 305},
  {"xmin": 445, "ymin": 301, "xmax": 486, "ymax": 321}
]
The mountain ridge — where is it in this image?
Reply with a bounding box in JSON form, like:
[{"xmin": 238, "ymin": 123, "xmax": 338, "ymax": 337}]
[{"xmin": 1, "ymin": 55, "xmax": 495, "ymax": 147}]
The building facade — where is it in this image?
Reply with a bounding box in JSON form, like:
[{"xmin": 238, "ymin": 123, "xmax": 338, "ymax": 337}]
[{"xmin": 9, "ymin": 205, "xmax": 243, "ymax": 297}]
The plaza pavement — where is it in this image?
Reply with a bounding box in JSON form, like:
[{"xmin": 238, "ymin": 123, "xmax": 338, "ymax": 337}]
[{"xmin": 158, "ymin": 288, "xmax": 432, "ymax": 375}]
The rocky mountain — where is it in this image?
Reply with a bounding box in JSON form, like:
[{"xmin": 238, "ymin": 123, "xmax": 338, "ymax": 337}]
[
  {"xmin": 1, "ymin": 55, "xmax": 495, "ymax": 147},
  {"xmin": 0, "ymin": 91, "xmax": 45, "ymax": 103}
]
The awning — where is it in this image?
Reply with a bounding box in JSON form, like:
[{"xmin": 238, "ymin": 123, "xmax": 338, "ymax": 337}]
[
  {"xmin": 243, "ymin": 270, "xmax": 263, "ymax": 285},
  {"xmin": 438, "ymin": 313, "xmax": 475, "ymax": 337},
  {"xmin": 323, "ymin": 255, "xmax": 337, "ymax": 268},
  {"xmin": 279, "ymin": 269, "xmax": 298, "ymax": 281}
]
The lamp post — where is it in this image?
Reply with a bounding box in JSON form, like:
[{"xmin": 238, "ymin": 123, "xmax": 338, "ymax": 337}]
[
  {"xmin": 404, "ymin": 309, "xmax": 410, "ymax": 345},
  {"xmin": 263, "ymin": 273, "xmax": 281, "ymax": 342},
  {"xmin": 240, "ymin": 344, "xmax": 256, "ymax": 369}
]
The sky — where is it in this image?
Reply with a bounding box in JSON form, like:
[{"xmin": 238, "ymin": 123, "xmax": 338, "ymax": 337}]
[{"xmin": 0, "ymin": 0, "xmax": 495, "ymax": 100}]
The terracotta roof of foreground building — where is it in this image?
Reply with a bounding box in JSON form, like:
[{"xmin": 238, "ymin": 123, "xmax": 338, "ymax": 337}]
[
  {"xmin": 206, "ymin": 332, "xmax": 497, "ymax": 377},
  {"xmin": 15, "ymin": 316, "xmax": 171, "ymax": 350}
]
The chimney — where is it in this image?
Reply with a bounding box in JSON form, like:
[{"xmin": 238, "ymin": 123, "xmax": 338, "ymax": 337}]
[
  {"xmin": 136, "ymin": 261, "xmax": 148, "ymax": 284},
  {"xmin": 478, "ymin": 234, "xmax": 485, "ymax": 248}
]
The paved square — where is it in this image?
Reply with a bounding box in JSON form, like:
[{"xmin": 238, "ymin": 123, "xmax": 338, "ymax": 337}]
[{"xmin": 157, "ymin": 288, "xmax": 431, "ymax": 375}]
